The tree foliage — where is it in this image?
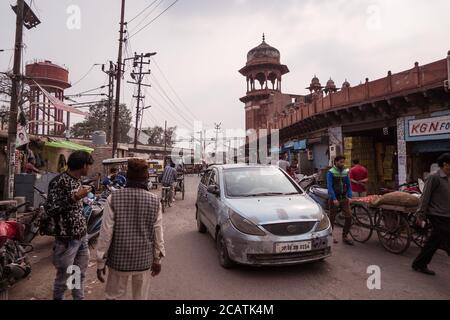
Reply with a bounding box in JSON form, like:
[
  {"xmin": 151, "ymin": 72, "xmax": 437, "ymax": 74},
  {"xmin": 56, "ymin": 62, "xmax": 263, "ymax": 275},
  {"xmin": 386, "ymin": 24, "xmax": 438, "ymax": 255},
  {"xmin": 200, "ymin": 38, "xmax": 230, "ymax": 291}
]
[
  {"xmin": 70, "ymin": 101, "xmax": 132, "ymax": 143},
  {"xmin": 142, "ymin": 125, "xmax": 177, "ymax": 147}
]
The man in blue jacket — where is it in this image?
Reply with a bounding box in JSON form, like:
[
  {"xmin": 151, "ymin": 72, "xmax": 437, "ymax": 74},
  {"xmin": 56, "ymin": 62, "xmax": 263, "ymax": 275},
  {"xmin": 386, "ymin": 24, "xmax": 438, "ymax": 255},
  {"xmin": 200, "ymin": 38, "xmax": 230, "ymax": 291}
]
[{"xmin": 327, "ymin": 155, "xmax": 354, "ymax": 245}]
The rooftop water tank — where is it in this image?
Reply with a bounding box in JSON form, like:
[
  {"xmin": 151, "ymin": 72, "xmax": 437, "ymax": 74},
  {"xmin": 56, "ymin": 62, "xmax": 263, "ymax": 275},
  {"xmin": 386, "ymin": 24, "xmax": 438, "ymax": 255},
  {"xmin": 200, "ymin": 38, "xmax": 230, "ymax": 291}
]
[{"xmin": 92, "ymin": 131, "xmax": 107, "ymax": 145}]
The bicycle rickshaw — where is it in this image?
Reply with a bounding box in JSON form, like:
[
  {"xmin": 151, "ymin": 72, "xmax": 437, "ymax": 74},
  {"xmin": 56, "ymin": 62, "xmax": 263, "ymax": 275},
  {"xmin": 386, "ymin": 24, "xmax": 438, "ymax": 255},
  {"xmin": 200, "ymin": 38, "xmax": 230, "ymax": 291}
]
[
  {"xmin": 174, "ymin": 170, "xmax": 185, "ymax": 200},
  {"xmin": 348, "ymin": 195, "xmax": 430, "ymax": 255}
]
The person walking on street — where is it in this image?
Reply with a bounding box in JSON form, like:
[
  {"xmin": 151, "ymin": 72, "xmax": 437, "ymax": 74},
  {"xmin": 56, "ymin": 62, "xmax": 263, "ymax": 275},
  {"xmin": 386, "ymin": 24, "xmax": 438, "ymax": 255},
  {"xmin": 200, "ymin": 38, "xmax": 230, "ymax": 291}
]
[
  {"xmin": 327, "ymin": 155, "xmax": 354, "ymax": 246},
  {"xmin": 349, "ymin": 159, "xmax": 369, "ymax": 197},
  {"xmin": 162, "ymin": 158, "xmax": 178, "ymax": 202},
  {"xmin": 43, "ymin": 151, "xmax": 94, "ymax": 300},
  {"xmin": 277, "ymin": 153, "xmax": 290, "ymax": 172},
  {"xmin": 96, "ymin": 159, "xmax": 165, "ymax": 300},
  {"xmin": 412, "ymin": 153, "xmax": 450, "ymax": 276}
]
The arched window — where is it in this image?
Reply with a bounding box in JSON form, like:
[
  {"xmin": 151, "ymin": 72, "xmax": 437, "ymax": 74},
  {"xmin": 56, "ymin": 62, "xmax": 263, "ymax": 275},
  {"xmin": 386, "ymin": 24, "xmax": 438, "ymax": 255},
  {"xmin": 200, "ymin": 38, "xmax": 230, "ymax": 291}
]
[{"xmin": 255, "ymin": 72, "xmax": 266, "ymax": 89}]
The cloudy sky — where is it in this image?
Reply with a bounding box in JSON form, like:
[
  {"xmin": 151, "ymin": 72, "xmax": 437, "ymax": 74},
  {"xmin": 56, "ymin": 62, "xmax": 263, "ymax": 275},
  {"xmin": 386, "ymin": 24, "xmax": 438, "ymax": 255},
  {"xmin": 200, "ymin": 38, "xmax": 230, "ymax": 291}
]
[{"xmin": 1, "ymin": 0, "xmax": 450, "ymax": 143}]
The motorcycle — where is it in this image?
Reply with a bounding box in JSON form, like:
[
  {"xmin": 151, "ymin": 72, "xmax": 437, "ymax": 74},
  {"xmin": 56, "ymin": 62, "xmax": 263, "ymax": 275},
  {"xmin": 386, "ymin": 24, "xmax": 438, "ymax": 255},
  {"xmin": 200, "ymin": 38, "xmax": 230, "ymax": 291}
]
[
  {"xmin": 82, "ymin": 192, "xmax": 104, "ymax": 247},
  {"xmin": 0, "ymin": 203, "xmax": 32, "ymax": 300},
  {"xmin": 297, "ymin": 173, "xmax": 320, "ymax": 192}
]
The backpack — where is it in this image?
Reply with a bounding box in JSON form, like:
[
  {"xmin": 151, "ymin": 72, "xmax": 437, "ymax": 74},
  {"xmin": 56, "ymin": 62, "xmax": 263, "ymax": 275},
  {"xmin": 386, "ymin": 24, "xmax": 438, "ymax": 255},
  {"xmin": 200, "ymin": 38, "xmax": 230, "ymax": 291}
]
[
  {"xmin": 39, "ymin": 174, "xmax": 63, "ymax": 236},
  {"xmin": 39, "ymin": 209, "xmax": 57, "ymax": 236}
]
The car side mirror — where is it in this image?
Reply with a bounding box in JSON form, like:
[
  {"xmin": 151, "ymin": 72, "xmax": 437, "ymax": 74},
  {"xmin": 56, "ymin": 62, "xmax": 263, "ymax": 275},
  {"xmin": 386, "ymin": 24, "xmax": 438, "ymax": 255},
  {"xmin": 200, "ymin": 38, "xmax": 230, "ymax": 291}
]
[{"xmin": 207, "ymin": 185, "xmax": 220, "ymax": 196}]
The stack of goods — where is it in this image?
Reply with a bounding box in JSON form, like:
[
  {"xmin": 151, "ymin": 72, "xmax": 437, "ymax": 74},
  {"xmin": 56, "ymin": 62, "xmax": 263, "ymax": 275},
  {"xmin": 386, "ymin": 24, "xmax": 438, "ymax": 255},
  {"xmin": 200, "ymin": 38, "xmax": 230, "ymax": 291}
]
[
  {"xmin": 382, "ymin": 145, "xmax": 396, "ymax": 183},
  {"xmin": 371, "ymin": 191, "xmax": 419, "ymax": 208},
  {"xmin": 351, "ymin": 195, "xmax": 382, "ymax": 204},
  {"xmin": 343, "ymin": 136, "xmax": 377, "ymax": 193}
]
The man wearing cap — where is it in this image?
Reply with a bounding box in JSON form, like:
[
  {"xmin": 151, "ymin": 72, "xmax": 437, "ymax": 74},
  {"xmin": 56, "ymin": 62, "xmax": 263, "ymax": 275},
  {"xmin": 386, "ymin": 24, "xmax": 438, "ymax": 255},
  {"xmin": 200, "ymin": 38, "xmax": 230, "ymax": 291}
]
[{"xmin": 96, "ymin": 159, "xmax": 165, "ymax": 300}]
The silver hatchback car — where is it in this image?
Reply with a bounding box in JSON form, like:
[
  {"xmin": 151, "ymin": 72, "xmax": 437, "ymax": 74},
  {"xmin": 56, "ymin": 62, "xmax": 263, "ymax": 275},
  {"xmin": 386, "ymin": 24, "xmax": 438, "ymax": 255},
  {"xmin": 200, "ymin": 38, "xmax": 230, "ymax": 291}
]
[{"xmin": 195, "ymin": 164, "xmax": 332, "ymax": 268}]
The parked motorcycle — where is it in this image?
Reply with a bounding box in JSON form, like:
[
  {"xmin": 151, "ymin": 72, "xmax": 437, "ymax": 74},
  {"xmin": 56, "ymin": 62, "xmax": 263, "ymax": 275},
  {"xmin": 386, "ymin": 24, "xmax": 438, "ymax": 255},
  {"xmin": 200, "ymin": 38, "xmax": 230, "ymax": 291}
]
[
  {"xmin": 297, "ymin": 173, "xmax": 319, "ymax": 192},
  {"xmin": 0, "ymin": 203, "xmax": 32, "ymax": 300},
  {"xmin": 82, "ymin": 192, "xmax": 104, "ymax": 247}
]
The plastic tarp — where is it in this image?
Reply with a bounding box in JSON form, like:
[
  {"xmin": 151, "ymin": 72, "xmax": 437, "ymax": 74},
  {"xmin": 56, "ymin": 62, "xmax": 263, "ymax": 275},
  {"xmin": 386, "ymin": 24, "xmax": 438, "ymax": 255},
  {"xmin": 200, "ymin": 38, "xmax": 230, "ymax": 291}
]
[{"xmin": 44, "ymin": 140, "xmax": 94, "ymax": 153}]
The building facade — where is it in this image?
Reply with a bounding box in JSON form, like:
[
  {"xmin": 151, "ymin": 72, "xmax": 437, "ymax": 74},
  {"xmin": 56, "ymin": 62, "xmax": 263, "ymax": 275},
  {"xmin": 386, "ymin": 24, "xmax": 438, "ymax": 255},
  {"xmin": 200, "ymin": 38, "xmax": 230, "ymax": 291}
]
[{"xmin": 239, "ymin": 39, "xmax": 450, "ymax": 191}]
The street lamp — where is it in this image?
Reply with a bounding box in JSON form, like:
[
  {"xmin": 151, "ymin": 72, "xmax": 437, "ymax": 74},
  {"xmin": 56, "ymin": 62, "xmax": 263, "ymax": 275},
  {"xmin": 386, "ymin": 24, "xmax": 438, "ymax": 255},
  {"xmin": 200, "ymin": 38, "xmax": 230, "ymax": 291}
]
[{"xmin": 11, "ymin": 1, "xmax": 41, "ymax": 29}]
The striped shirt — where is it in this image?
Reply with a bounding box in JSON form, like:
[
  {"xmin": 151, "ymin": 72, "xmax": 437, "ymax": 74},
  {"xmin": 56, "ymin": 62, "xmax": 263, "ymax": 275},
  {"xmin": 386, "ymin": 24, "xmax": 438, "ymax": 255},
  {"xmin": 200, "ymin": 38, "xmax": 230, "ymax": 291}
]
[{"xmin": 161, "ymin": 165, "xmax": 178, "ymax": 186}]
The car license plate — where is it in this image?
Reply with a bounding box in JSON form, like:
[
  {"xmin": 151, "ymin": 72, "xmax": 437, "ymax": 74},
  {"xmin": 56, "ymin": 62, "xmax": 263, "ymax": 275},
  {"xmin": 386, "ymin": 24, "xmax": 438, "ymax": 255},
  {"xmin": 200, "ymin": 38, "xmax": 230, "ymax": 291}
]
[{"xmin": 275, "ymin": 241, "xmax": 312, "ymax": 253}]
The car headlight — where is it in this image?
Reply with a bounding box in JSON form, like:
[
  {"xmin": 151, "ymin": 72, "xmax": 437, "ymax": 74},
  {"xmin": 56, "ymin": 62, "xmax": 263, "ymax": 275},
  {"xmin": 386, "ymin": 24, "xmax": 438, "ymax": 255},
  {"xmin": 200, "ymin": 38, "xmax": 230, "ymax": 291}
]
[
  {"xmin": 229, "ymin": 210, "xmax": 266, "ymax": 236},
  {"xmin": 315, "ymin": 214, "xmax": 331, "ymax": 232}
]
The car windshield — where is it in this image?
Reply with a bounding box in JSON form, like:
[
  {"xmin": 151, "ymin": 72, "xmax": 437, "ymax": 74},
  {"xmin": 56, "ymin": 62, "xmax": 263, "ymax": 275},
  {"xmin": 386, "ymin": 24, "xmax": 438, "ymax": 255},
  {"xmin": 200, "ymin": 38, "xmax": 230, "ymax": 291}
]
[{"xmin": 224, "ymin": 167, "xmax": 302, "ymax": 198}]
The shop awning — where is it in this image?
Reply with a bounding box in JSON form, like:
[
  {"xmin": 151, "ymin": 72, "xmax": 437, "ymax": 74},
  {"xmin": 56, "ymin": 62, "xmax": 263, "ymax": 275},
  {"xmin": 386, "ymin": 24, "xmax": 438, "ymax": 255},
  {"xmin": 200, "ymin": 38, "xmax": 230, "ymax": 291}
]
[
  {"xmin": 294, "ymin": 140, "xmax": 307, "ymax": 150},
  {"xmin": 283, "ymin": 141, "xmax": 295, "ymax": 149},
  {"xmin": 44, "ymin": 140, "xmax": 94, "ymax": 153}
]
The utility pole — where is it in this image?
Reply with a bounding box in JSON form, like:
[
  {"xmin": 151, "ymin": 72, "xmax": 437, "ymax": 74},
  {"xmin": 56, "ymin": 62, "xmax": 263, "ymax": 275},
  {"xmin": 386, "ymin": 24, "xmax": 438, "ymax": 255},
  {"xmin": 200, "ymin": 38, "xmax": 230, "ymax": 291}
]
[
  {"xmin": 6, "ymin": 0, "xmax": 24, "ymax": 200},
  {"xmin": 164, "ymin": 120, "xmax": 167, "ymax": 158},
  {"xmin": 112, "ymin": 0, "xmax": 126, "ymax": 158},
  {"xmin": 127, "ymin": 52, "xmax": 155, "ymax": 150},
  {"xmin": 214, "ymin": 122, "xmax": 222, "ymax": 155},
  {"xmin": 102, "ymin": 61, "xmax": 116, "ymax": 144}
]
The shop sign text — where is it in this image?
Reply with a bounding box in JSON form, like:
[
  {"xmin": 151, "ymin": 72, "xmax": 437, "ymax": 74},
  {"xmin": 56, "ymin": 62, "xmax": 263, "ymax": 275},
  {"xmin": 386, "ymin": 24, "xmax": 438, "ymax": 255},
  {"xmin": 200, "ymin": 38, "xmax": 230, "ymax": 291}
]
[{"xmin": 409, "ymin": 115, "xmax": 450, "ymax": 137}]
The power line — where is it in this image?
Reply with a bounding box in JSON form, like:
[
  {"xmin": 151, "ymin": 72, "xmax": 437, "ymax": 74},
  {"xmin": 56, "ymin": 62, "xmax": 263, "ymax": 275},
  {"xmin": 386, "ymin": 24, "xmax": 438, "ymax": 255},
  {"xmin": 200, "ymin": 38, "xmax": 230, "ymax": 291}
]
[
  {"xmin": 71, "ymin": 64, "xmax": 100, "ymax": 87},
  {"xmin": 150, "ymin": 74, "xmax": 195, "ymax": 123},
  {"xmin": 150, "ymin": 78, "xmax": 193, "ymax": 127},
  {"xmin": 127, "ymin": 0, "xmax": 160, "ymax": 24},
  {"xmin": 128, "ymin": 0, "xmax": 165, "ymax": 33},
  {"xmin": 151, "ymin": 57, "xmax": 198, "ymax": 120},
  {"xmin": 128, "ymin": 0, "xmax": 180, "ymax": 39},
  {"xmin": 147, "ymin": 91, "xmax": 189, "ymax": 128}
]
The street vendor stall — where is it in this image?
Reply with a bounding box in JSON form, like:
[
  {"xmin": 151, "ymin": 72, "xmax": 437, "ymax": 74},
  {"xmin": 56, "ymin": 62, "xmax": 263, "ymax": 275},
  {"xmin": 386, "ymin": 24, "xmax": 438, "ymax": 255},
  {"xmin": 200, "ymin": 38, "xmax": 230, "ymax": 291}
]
[{"xmin": 349, "ymin": 192, "xmax": 429, "ymax": 255}]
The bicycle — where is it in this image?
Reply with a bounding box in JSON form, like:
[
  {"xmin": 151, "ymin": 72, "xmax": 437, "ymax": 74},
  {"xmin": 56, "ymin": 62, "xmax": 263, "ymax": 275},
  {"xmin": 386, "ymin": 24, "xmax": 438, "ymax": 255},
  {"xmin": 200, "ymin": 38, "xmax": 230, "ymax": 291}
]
[
  {"xmin": 174, "ymin": 176, "xmax": 185, "ymax": 200},
  {"xmin": 161, "ymin": 186, "xmax": 173, "ymax": 213}
]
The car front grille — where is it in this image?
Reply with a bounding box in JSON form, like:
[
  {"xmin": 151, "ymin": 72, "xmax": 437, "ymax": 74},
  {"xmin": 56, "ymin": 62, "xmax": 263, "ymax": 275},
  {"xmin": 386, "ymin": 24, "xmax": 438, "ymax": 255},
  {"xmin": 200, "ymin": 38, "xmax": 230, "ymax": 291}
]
[
  {"xmin": 262, "ymin": 221, "xmax": 317, "ymax": 236},
  {"xmin": 247, "ymin": 248, "xmax": 331, "ymax": 264}
]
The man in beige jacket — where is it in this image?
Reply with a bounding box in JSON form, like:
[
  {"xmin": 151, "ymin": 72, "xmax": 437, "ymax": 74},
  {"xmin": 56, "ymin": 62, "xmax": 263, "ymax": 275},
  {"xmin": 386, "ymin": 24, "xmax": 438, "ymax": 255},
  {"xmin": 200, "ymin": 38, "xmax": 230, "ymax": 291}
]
[{"xmin": 96, "ymin": 159, "xmax": 165, "ymax": 300}]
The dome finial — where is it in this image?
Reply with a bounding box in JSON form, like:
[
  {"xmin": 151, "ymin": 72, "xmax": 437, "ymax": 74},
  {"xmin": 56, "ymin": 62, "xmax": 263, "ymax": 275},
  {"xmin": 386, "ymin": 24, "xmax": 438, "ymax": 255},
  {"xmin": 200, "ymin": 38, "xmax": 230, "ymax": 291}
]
[{"xmin": 262, "ymin": 33, "xmax": 265, "ymax": 42}]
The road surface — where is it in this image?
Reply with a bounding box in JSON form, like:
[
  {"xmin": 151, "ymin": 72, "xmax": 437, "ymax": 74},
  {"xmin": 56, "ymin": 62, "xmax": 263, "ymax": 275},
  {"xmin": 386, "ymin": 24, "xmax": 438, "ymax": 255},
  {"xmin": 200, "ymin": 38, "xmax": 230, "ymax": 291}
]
[{"xmin": 9, "ymin": 175, "xmax": 450, "ymax": 300}]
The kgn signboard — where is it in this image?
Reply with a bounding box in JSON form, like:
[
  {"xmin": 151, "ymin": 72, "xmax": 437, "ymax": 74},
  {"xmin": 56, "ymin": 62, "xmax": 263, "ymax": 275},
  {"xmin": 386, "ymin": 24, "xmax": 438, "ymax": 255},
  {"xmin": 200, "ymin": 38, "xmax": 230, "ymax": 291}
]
[{"xmin": 408, "ymin": 114, "xmax": 450, "ymax": 138}]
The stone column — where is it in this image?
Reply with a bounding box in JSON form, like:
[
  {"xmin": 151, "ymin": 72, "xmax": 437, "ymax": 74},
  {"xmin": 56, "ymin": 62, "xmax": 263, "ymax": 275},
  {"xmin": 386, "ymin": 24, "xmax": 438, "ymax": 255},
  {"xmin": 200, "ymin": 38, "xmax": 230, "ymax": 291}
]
[{"xmin": 397, "ymin": 117, "xmax": 407, "ymax": 186}]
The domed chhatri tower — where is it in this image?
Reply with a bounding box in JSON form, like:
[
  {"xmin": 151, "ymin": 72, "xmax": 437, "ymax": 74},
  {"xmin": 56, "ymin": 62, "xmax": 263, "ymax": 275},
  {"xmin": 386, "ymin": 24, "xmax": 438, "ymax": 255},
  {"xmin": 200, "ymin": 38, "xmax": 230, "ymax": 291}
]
[{"xmin": 239, "ymin": 34, "xmax": 290, "ymax": 134}]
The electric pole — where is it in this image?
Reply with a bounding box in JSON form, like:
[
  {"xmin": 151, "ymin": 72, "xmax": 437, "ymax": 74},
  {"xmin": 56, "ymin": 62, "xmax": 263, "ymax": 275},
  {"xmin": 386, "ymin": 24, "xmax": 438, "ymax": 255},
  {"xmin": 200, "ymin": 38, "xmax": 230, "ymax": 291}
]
[
  {"xmin": 6, "ymin": 0, "xmax": 24, "ymax": 200},
  {"xmin": 112, "ymin": 0, "xmax": 126, "ymax": 158},
  {"xmin": 214, "ymin": 122, "xmax": 222, "ymax": 155},
  {"xmin": 102, "ymin": 61, "xmax": 116, "ymax": 144},
  {"xmin": 164, "ymin": 120, "xmax": 167, "ymax": 158},
  {"xmin": 127, "ymin": 52, "xmax": 155, "ymax": 150}
]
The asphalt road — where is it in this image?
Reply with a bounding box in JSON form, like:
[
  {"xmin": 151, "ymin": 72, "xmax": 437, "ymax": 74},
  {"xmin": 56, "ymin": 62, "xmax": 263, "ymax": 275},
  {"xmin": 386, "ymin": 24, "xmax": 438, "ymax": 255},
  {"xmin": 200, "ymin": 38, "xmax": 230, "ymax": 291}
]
[{"xmin": 9, "ymin": 175, "xmax": 450, "ymax": 300}]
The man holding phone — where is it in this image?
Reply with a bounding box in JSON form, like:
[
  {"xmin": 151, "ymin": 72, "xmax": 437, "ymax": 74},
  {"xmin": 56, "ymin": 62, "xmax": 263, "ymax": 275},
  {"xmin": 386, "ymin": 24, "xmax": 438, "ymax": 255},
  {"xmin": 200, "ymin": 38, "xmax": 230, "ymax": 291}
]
[{"xmin": 44, "ymin": 151, "xmax": 94, "ymax": 300}]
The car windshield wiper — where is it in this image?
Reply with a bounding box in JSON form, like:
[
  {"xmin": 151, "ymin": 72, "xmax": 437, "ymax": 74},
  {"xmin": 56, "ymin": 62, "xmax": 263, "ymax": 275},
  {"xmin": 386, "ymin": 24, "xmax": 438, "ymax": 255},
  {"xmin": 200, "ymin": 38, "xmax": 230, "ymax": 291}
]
[{"xmin": 241, "ymin": 192, "xmax": 286, "ymax": 197}]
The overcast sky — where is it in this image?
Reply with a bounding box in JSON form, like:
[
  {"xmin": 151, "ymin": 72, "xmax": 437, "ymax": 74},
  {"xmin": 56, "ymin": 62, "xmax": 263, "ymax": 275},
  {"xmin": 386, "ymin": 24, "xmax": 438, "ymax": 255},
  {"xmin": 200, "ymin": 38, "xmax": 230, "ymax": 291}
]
[{"xmin": 1, "ymin": 0, "xmax": 450, "ymax": 143}]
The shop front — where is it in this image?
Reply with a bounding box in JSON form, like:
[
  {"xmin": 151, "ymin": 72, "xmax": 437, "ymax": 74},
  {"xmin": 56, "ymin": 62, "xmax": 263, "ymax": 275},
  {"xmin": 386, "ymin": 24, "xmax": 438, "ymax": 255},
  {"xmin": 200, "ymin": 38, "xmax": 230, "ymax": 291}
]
[
  {"xmin": 342, "ymin": 119, "xmax": 398, "ymax": 193},
  {"xmin": 403, "ymin": 111, "xmax": 450, "ymax": 182},
  {"xmin": 281, "ymin": 140, "xmax": 307, "ymax": 172}
]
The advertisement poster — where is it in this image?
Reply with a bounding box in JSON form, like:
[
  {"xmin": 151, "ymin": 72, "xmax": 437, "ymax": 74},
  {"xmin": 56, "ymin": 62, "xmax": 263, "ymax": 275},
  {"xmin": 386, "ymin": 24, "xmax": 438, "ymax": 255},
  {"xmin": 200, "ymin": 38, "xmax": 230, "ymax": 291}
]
[{"xmin": 16, "ymin": 125, "xmax": 30, "ymax": 147}]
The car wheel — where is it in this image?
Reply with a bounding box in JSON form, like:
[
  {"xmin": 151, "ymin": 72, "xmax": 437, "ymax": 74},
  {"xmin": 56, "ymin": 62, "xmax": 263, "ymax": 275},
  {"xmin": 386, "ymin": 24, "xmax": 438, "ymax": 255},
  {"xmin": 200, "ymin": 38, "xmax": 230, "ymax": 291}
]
[
  {"xmin": 216, "ymin": 230, "xmax": 234, "ymax": 269},
  {"xmin": 196, "ymin": 207, "xmax": 207, "ymax": 233}
]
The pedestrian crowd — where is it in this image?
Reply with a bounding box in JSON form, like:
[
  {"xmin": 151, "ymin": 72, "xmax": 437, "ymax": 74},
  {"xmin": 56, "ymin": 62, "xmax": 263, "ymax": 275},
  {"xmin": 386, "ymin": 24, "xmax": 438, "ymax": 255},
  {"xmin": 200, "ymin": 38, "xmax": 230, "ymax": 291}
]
[
  {"xmin": 277, "ymin": 152, "xmax": 450, "ymax": 274},
  {"xmin": 37, "ymin": 149, "xmax": 449, "ymax": 300}
]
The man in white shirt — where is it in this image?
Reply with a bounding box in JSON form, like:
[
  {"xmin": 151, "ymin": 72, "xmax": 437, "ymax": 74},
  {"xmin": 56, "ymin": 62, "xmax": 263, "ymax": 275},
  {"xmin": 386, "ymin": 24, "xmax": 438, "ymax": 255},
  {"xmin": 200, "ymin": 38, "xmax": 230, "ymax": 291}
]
[{"xmin": 277, "ymin": 153, "xmax": 290, "ymax": 171}]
